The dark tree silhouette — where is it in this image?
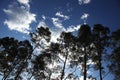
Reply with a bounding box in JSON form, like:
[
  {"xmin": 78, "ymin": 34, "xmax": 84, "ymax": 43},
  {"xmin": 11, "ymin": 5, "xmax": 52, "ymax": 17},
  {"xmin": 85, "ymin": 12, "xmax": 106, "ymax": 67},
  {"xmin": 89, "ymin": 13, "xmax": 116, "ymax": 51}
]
[
  {"xmin": 1, "ymin": 24, "xmax": 120, "ymax": 80},
  {"xmin": 0, "ymin": 37, "xmax": 33, "ymax": 80},
  {"xmin": 77, "ymin": 24, "xmax": 92, "ymax": 80},
  {"xmin": 30, "ymin": 26, "xmax": 52, "ymax": 79},
  {"xmin": 108, "ymin": 29, "xmax": 120, "ymax": 80},
  {"xmin": 59, "ymin": 31, "xmax": 76, "ymax": 80},
  {"xmin": 0, "ymin": 37, "xmax": 19, "ymax": 79},
  {"xmin": 92, "ymin": 24, "xmax": 110, "ymax": 80}
]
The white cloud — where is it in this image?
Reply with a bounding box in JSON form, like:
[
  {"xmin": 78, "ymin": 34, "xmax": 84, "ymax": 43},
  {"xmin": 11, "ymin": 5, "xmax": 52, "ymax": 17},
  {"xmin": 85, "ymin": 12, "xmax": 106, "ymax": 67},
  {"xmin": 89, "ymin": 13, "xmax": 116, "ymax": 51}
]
[
  {"xmin": 37, "ymin": 20, "xmax": 64, "ymax": 42},
  {"xmin": 51, "ymin": 16, "xmax": 67, "ymax": 42},
  {"xmin": 81, "ymin": 13, "xmax": 89, "ymax": 19},
  {"xmin": 81, "ymin": 13, "xmax": 89, "ymax": 24},
  {"xmin": 40, "ymin": 13, "xmax": 80, "ymax": 42},
  {"xmin": 37, "ymin": 21, "xmax": 48, "ymax": 28},
  {"xmin": 17, "ymin": 0, "xmax": 30, "ymax": 7},
  {"xmin": 66, "ymin": 25, "xmax": 81, "ymax": 32},
  {"xmin": 3, "ymin": 1, "xmax": 36, "ymax": 34},
  {"xmin": 41, "ymin": 15, "xmax": 46, "ymax": 20},
  {"xmin": 78, "ymin": 0, "xmax": 91, "ymax": 5},
  {"xmin": 51, "ymin": 18, "xmax": 81, "ymax": 42},
  {"xmin": 51, "ymin": 17, "xmax": 64, "ymax": 29},
  {"xmin": 51, "ymin": 16, "xmax": 81, "ymax": 42},
  {"xmin": 50, "ymin": 29, "xmax": 63, "ymax": 42},
  {"xmin": 55, "ymin": 12, "xmax": 70, "ymax": 20}
]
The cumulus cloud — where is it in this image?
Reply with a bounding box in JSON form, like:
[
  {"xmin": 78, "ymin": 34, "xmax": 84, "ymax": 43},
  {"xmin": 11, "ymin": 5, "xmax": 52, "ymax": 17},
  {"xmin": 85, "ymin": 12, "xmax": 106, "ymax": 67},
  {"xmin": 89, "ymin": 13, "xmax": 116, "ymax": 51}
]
[
  {"xmin": 78, "ymin": 0, "xmax": 91, "ymax": 5},
  {"xmin": 3, "ymin": 1, "xmax": 36, "ymax": 34},
  {"xmin": 81, "ymin": 13, "xmax": 89, "ymax": 24},
  {"xmin": 55, "ymin": 12, "xmax": 70, "ymax": 20}
]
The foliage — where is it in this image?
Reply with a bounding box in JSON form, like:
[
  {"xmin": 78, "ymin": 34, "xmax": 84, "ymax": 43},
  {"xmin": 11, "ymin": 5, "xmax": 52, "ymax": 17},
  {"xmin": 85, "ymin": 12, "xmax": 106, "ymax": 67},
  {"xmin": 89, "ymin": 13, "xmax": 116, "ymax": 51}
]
[
  {"xmin": 108, "ymin": 29, "xmax": 120, "ymax": 80},
  {"xmin": 0, "ymin": 37, "xmax": 33, "ymax": 80},
  {"xmin": 0, "ymin": 24, "xmax": 120, "ymax": 80}
]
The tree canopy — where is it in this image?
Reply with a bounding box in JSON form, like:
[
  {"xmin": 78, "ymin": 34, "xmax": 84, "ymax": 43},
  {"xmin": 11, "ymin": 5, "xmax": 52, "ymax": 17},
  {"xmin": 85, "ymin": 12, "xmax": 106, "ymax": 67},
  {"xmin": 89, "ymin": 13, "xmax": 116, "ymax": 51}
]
[{"xmin": 0, "ymin": 25, "xmax": 120, "ymax": 80}]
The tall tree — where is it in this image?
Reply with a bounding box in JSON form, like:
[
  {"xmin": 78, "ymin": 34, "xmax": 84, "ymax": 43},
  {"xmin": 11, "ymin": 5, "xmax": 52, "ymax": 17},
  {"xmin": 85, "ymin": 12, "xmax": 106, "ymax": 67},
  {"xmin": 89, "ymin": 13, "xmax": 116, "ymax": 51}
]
[
  {"xmin": 59, "ymin": 32, "xmax": 76, "ymax": 80},
  {"xmin": 108, "ymin": 29, "xmax": 120, "ymax": 80},
  {"xmin": 0, "ymin": 37, "xmax": 18, "ymax": 79},
  {"xmin": 30, "ymin": 26, "xmax": 52, "ymax": 79},
  {"xmin": 77, "ymin": 24, "xmax": 92, "ymax": 80},
  {"xmin": 92, "ymin": 24, "xmax": 110, "ymax": 80},
  {"xmin": 0, "ymin": 37, "xmax": 33, "ymax": 80}
]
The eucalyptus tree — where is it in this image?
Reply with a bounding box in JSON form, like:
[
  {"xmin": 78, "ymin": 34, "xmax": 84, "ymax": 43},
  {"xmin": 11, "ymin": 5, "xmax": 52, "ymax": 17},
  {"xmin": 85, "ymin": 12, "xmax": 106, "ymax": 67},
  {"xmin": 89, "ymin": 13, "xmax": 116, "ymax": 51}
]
[
  {"xmin": 59, "ymin": 31, "xmax": 77, "ymax": 80},
  {"xmin": 108, "ymin": 29, "xmax": 120, "ymax": 80},
  {"xmin": 14, "ymin": 40, "xmax": 33, "ymax": 80},
  {"xmin": 0, "ymin": 37, "xmax": 33, "ymax": 80},
  {"xmin": 40, "ymin": 31, "xmax": 78, "ymax": 80},
  {"xmin": 77, "ymin": 24, "xmax": 92, "ymax": 80},
  {"xmin": 29, "ymin": 26, "xmax": 52, "ymax": 79},
  {"xmin": 0, "ymin": 37, "xmax": 18, "ymax": 79},
  {"xmin": 92, "ymin": 24, "xmax": 110, "ymax": 80}
]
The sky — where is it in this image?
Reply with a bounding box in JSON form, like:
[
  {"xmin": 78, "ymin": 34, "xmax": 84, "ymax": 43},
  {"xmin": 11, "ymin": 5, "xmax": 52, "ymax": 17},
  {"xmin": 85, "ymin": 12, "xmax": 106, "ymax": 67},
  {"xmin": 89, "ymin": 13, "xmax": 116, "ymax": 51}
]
[
  {"xmin": 0, "ymin": 0, "xmax": 120, "ymax": 79},
  {"xmin": 0, "ymin": 0, "xmax": 120, "ymax": 41}
]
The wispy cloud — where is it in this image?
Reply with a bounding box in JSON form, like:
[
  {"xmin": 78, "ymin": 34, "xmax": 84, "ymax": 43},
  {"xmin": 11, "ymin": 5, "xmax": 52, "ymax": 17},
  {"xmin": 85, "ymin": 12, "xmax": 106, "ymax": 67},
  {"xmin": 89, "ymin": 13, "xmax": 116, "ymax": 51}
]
[
  {"xmin": 51, "ymin": 12, "xmax": 81, "ymax": 42},
  {"xmin": 66, "ymin": 25, "xmax": 81, "ymax": 32},
  {"xmin": 81, "ymin": 13, "xmax": 89, "ymax": 24},
  {"xmin": 52, "ymin": 12, "xmax": 70, "ymax": 29},
  {"xmin": 51, "ymin": 17, "xmax": 64, "ymax": 29},
  {"xmin": 78, "ymin": 0, "xmax": 91, "ymax": 5},
  {"xmin": 55, "ymin": 12, "xmax": 70, "ymax": 20},
  {"xmin": 37, "ymin": 21, "xmax": 48, "ymax": 28},
  {"xmin": 38, "ymin": 12, "xmax": 80, "ymax": 42},
  {"xmin": 51, "ymin": 17, "xmax": 65, "ymax": 42},
  {"xmin": 17, "ymin": 0, "xmax": 30, "ymax": 6},
  {"xmin": 51, "ymin": 17, "xmax": 81, "ymax": 42},
  {"xmin": 41, "ymin": 15, "xmax": 46, "ymax": 20},
  {"xmin": 3, "ymin": 0, "xmax": 36, "ymax": 34}
]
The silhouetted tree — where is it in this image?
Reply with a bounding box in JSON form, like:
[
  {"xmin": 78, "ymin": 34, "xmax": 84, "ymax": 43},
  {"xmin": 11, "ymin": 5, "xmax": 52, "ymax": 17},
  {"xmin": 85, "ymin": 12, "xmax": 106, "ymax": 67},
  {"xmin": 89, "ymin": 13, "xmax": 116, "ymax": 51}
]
[
  {"xmin": 59, "ymin": 32, "xmax": 76, "ymax": 80},
  {"xmin": 0, "ymin": 37, "xmax": 33, "ymax": 80},
  {"xmin": 0, "ymin": 37, "xmax": 18, "ymax": 79},
  {"xmin": 77, "ymin": 24, "xmax": 92, "ymax": 80},
  {"xmin": 1, "ymin": 24, "xmax": 119, "ymax": 80},
  {"xmin": 30, "ymin": 26, "xmax": 52, "ymax": 79},
  {"xmin": 108, "ymin": 29, "xmax": 120, "ymax": 80},
  {"xmin": 92, "ymin": 24, "xmax": 110, "ymax": 80}
]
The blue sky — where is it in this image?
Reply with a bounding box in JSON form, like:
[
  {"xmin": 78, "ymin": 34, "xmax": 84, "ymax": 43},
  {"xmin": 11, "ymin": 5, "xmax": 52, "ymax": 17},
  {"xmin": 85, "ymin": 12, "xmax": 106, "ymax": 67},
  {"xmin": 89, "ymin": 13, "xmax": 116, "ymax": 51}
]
[
  {"xmin": 0, "ymin": 0, "xmax": 120, "ymax": 41},
  {"xmin": 0, "ymin": 0, "xmax": 120, "ymax": 79}
]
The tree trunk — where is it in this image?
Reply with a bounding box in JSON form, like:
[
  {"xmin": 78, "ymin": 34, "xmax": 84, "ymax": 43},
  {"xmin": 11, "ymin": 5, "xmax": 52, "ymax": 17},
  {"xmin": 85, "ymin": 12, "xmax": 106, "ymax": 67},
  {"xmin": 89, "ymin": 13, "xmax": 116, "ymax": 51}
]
[
  {"xmin": 99, "ymin": 52, "xmax": 102, "ymax": 80},
  {"xmin": 83, "ymin": 47, "xmax": 87, "ymax": 80},
  {"xmin": 15, "ymin": 64, "xmax": 24, "ymax": 80},
  {"xmin": 60, "ymin": 52, "xmax": 68, "ymax": 80},
  {"xmin": 3, "ymin": 71, "xmax": 11, "ymax": 80}
]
